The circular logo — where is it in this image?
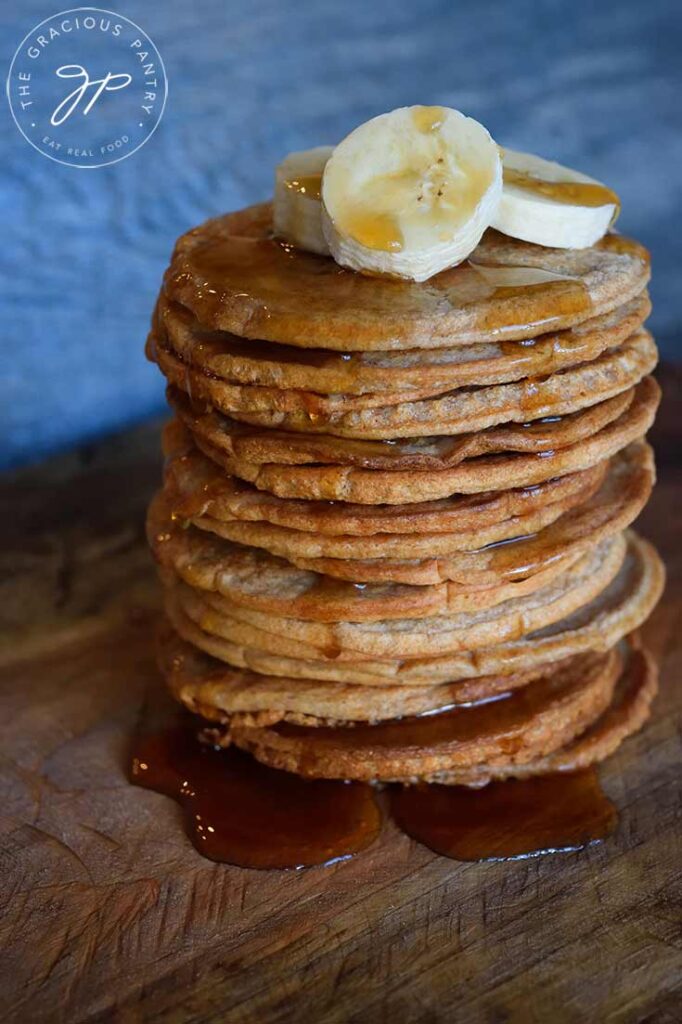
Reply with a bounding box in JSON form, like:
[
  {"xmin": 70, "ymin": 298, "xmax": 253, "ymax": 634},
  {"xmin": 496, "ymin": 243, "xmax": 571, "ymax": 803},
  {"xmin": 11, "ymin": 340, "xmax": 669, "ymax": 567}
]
[{"xmin": 6, "ymin": 7, "xmax": 168, "ymax": 168}]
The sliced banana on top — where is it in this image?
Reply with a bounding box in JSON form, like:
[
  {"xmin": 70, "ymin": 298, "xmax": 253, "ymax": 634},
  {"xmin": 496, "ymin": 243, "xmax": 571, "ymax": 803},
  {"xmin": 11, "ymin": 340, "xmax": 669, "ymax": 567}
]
[
  {"xmin": 272, "ymin": 121, "xmax": 621, "ymax": 270},
  {"xmin": 320, "ymin": 106, "xmax": 502, "ymax": 282},
  {"xmin": 492, "ymin": 148, "xmax": 620, "ymax": 249},
  {"xmin": 273, "ymin": 146, "xmax": 333, "ymax": 255}
]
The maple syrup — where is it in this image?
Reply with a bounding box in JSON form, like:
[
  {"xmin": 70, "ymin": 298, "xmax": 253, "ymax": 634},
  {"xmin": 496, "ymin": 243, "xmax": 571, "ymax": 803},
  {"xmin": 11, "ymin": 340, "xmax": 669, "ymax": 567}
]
[
  {"xmin": 477, "ymin": 521, "xmax": 562, "ymax": 581},
  {"xmin": 597, "ymin": 234, "xmax": 650, "ymax": 261},
  {"xmin": 272, "ymin": 661, "xmax": 589, "ymax": 758},
  {"xmin": 412, "ymin": 105, "xmax": 446, "ymax": 133},
  {"xmin": 390, "ymin": 770, "xmax": 616, "ymax": 861},
  {"xmin": 131, "ymin": 717, "xmax": 382, "ymax": 869},
  {"xmin": 284, "ymin": 173, "xmax": 322, "ymax": 200},
  {"xmin": 497, "ymin": 334, "xmax": 586, "ymax": 375},
  {"xmin": 342, "ymin": 209, "xmax": 405, "ymax": 253},
  {"xmin": 504, "ymin": 166, "xmax": 620, "ymax": 212},
  {"xmin": 172, "ymin": 219, "xmax": 598, "ymax": 344},
  {"xmin": 130, "ymin": 709, "xmax": 618, "ymax": 867},
  {"xmin": 469, "ymin": 262, "xmax": 593, "ymax": 330}
]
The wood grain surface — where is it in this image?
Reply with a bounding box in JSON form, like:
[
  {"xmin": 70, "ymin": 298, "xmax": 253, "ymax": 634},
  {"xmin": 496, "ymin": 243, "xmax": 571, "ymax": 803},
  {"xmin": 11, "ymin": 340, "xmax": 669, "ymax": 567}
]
[{"xmin": 0, "ymin": 373, "xmax": 680, "ymax": 1024}]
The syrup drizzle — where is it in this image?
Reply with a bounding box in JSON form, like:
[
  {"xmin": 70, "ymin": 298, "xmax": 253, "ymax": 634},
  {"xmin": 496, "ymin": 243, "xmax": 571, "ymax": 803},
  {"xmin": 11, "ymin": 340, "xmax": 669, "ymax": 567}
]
[
  {"xmin": 174, "ymin": 229, "xmax": 594, "ymax": 342},
  {"xmin": 284, "ymin": 174, "xmax": 322, "ymax": 201},
  {"xmin": 503, "ymin": 166, "xmax": 620, "ymax": 213},
  {"xmin": 598, "ymin": 233, "xmax": 650, "ymax": 261},
  {"xmin": 272, "ymin": 660, "xmax": 596, "ymax": 755}
]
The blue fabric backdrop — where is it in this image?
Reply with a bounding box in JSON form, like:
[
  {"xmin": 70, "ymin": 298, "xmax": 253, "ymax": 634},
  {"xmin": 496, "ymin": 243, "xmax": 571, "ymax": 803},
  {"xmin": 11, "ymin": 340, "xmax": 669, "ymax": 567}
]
[{"xmin": 1, "ymin": 0, "xmax": 680, "ymax": 468}]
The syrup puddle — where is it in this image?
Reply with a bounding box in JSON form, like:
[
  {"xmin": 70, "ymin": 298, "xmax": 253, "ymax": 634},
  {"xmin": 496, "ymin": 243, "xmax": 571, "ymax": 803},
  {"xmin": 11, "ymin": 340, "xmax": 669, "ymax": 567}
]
[
  {"xmin": 131, "ymin": 714, "xmax": 381, "ymax": 870},
  {"xmin": 130, "ymin": 707, "xmax": 617, "ymax": 869},
  {"xmin": 389, "ymin": 771, "xmax": 616, "ymax": 862}
]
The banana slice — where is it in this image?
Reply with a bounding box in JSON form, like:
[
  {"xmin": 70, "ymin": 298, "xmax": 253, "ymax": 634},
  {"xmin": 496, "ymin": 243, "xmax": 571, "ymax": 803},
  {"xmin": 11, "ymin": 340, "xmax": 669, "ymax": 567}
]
[
  {"xmin": 321, "ymin": 106, "xmax": 502, "ymax": 282},
  {"xmin": 492, "ymin": 148, "xmax": 620, "ymax": 249},
  {"xmin": 273, "ymin": 146, "xmax": 333, "ymax": 254}
]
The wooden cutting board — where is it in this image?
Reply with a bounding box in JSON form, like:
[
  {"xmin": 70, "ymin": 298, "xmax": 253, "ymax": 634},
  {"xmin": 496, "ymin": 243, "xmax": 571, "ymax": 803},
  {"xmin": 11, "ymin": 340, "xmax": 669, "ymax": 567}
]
[{"xmin": 1, "ymin": 373, "xmax": 680, "ymax": 1024}]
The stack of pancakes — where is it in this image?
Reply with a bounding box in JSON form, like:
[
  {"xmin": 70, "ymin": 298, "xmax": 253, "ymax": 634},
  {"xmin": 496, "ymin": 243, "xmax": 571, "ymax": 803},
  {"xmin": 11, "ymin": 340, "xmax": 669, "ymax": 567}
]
[{"xmin": 146, "ymin": 202, "xmax": 664, "ymax": 785}]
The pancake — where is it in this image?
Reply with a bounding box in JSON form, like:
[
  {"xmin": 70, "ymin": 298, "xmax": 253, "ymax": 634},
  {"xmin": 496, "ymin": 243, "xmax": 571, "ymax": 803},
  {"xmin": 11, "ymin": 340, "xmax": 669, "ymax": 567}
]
[
  {"xmin": 184, "ymin": 494, "xmax": 570, "ymax": 563},
  {"xmin": 162, "ymin": 532, "xmax": 663, "ymax": 685},
  {"xmin": 158, "ymin": 329, "xmax": 656, "ymax": 437},
  {"xmin": 170, "ymin": 533, "xmax": 625, "ymax": 660},
  {"xmin": 185, "ymin": 442, "xmax": 653, "ymax": 578},
  {"xmin": 158, "ymin": 624, "xmax": 552, "ymax": 725},
  {"xmin": 228, "ymin": 647, "xmax": 623, "ymax": 780},
  {"xmin": 185, "ymin": 376, "xmax": 659, "ymax": 504},
  {"xmin": 148, "ymin": 490, "xmax": 589, "ymax": 621},
  {"xmin": 149, "ymin": 330, "xmax": 454, "ymax": 415},
  {"xmin": 154, "ymin": 289, "xmax": 651, "ymax": 395},
  {"xmin": 162, "ymin": 420, "xmax": 608, "ymax": 537},
  {"xmin": 169, "ymin": 378, "xmax": 637, "ymax": 465},
  {"xmin": 163, "ymin": 203, "xmax": 650, "ymax": 351}
]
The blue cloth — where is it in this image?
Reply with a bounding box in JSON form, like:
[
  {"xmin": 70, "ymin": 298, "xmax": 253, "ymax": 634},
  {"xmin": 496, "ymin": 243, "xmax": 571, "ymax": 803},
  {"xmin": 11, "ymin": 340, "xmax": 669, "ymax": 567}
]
[{"xmin": 1, "ymin": 0, "xmax": 680, "ymax": 468}]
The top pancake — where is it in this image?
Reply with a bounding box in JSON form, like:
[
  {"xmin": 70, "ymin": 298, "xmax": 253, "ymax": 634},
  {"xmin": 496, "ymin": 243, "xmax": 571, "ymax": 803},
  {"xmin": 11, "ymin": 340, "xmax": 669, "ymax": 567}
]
[{"xmin": 163, "ymin": 203, "xmax": 650, "ymax": 351}]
